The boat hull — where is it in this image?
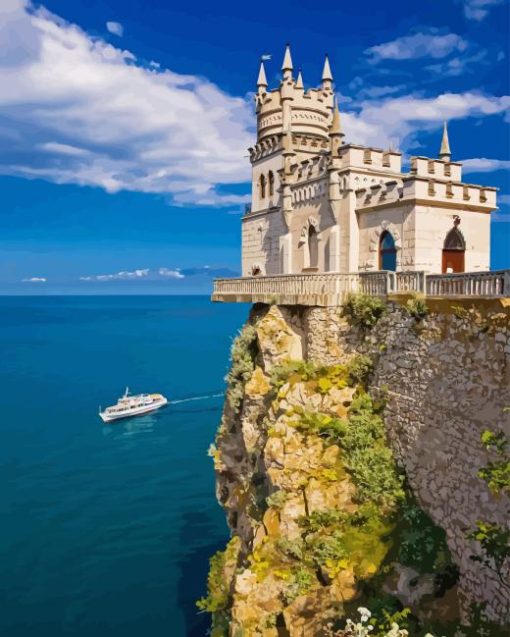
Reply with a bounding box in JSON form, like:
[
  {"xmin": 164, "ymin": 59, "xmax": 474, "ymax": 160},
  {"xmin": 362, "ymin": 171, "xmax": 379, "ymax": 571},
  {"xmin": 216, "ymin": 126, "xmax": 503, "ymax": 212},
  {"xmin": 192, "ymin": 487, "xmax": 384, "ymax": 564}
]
[{"xmin": 100, "ymin": 398, "xmax": 168, "ymax": 423}]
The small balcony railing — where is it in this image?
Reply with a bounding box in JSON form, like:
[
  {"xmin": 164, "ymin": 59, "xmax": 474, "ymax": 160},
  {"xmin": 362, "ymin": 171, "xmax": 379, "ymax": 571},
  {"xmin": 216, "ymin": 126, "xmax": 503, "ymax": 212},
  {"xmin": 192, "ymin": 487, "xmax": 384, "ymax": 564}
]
[{"xmin": 212, "ymin": 270, "xmax": 510, "ymax": 305}]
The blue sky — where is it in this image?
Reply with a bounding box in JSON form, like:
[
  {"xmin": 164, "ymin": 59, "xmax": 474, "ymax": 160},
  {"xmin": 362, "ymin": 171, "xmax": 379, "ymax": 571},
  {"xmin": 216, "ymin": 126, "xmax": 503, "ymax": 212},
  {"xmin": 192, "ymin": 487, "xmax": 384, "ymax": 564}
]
[{"xmin": 0, "ymin": 0, "xmax": 509, "ymax": 294}]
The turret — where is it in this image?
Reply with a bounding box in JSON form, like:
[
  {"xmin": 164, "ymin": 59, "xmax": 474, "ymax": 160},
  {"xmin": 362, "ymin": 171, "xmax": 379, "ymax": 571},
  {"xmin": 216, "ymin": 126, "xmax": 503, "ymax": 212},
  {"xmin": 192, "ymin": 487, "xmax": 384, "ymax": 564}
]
[
  {"xmin": 439, "ymin": 121, "xmax": 451, "ymax": 161},
  {"xmin": 295, "ymin": 68, "xmax": 304, "ymax": 92},
  {"xmin": 281, "ymin": 43, "xmax": 293, "ymax": 81},
  {"xmin": 329, "ymin": 99, "xmax": 344, "ymax": 155},
  {"xmin": 321, "ymin": 54, "xmax": 333, "ymax": 92},
  {"xmin": 256, "ymin": 61, "xmax": 268, "ymax": 92},
  {"xmin": 253, "ymin": 45, "xmax": 335, "ymax": 144}
]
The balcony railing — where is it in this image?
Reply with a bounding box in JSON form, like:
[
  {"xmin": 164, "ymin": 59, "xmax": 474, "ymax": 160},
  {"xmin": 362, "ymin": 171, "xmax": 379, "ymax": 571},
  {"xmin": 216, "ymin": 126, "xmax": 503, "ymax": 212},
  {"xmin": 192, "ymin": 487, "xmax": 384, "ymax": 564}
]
[
  {"xmin": 212, "ymin": 270, "xmax": 510, "ymax": 306},
  {"xmin": 426, "ymin": 270, "xmax": 510, "ymax": 297}
]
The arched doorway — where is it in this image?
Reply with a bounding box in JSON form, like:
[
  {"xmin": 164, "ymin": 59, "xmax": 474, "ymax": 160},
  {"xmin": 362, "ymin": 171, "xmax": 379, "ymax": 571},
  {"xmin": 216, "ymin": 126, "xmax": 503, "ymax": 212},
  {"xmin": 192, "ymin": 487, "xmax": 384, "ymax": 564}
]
[
  {"xmin": 442, "ymin": 220, "xmax": 465, "ymax": 273},
  {"xmin": 379, "ymin": 230, "xmax": 397, "ymax": 271},
  {"xmin": 308, "ymin": 225, "xmax": 319, "ymax": 270}
]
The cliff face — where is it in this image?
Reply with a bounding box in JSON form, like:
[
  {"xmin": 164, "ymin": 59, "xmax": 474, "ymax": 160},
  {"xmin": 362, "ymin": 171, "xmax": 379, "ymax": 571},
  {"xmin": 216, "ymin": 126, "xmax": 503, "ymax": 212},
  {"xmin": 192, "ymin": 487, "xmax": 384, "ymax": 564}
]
[{"xmin": 203, "ymin": 299, "xmax": 510, "ymax": 636}]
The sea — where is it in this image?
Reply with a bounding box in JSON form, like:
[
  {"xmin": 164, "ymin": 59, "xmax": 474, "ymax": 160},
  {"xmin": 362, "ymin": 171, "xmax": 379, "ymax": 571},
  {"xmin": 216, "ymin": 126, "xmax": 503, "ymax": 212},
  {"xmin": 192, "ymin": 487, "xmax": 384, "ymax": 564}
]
[{"xmin": 0, "ymin": 295, "xmax": 249, "ymax": 637}]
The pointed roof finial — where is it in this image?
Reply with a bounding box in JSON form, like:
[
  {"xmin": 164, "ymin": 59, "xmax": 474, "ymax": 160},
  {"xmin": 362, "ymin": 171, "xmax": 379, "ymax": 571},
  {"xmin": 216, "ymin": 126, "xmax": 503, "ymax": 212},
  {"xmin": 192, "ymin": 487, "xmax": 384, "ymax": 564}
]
[
  {"xmin": 330, "ymin": 99, "xmax": 342, "ymax": 136},
  {"xmin": 322, "ymin": 54, "xmax": 333, "ymax": 83},
  {"xmin": 296, "ymin": 68, "xmax": 304, "ymax": 90},
  {"xmin": 439, "ymin": 121, "xmax": 451, "ymax": 161},
  {"xmin": 282, "ymin": 43, "xmax": 293, "ymax": 72},
  {"xmin": 257, "ymin": 61, "xmax": 268, "ymax": 88}
]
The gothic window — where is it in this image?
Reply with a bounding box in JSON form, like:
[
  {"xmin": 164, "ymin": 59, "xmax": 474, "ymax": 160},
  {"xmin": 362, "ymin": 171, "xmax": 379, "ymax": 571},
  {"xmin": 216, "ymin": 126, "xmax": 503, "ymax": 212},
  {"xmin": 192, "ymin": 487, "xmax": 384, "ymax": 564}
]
[
  {"xmin": 268, "ymin": 171, "xmax": 274, "ymax": 196},
  {"xmin": 308, "ymin": 225, "xmax": 319, "ymax": 269},
  {"xmin": 379, "ymin": 230, "xmax": 397, "ymax": 271},
  {"xmin": 259, "ymin": 174, "xmax": 266, "ymax": 199},
  {"xmin": 442, "ymin": 220, "xmax": 465, "ymax": 273}
]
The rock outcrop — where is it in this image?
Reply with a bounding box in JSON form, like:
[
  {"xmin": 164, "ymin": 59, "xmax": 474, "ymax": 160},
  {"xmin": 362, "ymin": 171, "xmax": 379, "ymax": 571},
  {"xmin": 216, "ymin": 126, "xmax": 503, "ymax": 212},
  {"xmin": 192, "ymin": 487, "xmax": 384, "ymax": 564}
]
[{"xmin": 201, "ymin": 299, "xmax": 510, "ymax": 636}]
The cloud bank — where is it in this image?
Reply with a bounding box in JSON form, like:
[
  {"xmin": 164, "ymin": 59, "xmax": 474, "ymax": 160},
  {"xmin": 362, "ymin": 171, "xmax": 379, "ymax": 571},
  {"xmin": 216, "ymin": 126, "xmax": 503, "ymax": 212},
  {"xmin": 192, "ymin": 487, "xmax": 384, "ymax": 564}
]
[
  {"xmin": 22, "ymin": 276, "xmax": 47, "ymax": 282},
  {"xmin": 343, "ymin": 92, "xmax": 510, "ymax": 151},
  {"xmin": 366, "ymin": 30, "xmax": 468, "ymax": 63},
  {"xmin": 0, "ymin": 1, "xmax": 253, "ymax": 206},
  {"xmin": 79, "ymin": 266, "xmax": 238, "ymax": 282},
  {"xmin": 462, "ymin": 158, "xmax": 510, "ymax": 173}
]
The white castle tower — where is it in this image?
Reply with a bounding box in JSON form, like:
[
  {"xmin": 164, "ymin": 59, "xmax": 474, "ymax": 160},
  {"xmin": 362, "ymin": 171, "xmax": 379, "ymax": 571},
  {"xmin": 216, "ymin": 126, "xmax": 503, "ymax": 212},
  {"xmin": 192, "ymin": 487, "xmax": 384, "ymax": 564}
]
[{"xmin": 242, "ymin": 45, "xmax": 497, "ymax": 277}]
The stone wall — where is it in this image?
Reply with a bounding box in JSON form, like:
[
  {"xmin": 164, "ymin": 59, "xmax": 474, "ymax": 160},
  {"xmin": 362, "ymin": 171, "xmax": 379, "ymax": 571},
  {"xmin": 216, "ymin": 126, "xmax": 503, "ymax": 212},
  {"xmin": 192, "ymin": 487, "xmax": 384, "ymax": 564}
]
[{"xmin": 296, "ymin": 298, "xmax": 510, "ymax": 620}]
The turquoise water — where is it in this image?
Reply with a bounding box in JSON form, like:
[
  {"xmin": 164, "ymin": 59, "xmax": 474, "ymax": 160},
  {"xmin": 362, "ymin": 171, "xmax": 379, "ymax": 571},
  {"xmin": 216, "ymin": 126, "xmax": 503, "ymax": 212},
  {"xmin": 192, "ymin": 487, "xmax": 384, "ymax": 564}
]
[{"xmin": 0, "ymin": 296, "xmax": 248, "ymax": 637}]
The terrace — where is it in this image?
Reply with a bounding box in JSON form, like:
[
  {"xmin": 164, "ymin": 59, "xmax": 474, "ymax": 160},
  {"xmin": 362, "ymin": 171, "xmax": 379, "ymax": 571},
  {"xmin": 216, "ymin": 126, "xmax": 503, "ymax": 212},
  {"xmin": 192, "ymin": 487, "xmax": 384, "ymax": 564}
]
[{"xmin": 212, "ymin": 270, "xmax": 510, "ymax": 306}]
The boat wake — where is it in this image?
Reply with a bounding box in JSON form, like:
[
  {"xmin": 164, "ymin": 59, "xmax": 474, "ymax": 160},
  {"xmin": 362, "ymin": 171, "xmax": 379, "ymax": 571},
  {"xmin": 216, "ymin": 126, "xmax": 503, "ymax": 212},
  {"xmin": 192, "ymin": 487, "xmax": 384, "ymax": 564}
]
[{"xmin": 169, "ymin": 392, "xmax": 224, "ymax": 405}]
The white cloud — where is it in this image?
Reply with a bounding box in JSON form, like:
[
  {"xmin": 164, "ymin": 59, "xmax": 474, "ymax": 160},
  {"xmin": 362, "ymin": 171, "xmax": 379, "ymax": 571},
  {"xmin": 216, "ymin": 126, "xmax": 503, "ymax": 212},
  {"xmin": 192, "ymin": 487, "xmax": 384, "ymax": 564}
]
[
  {"xmin": 342, "ymin": 92, "xmax": 510, "ymax": 150},
  {"xmin": 158, "ymin": 267, "xmax": 185, "ymax": 279},
  {"xmin": 106, "ymin": 21, "xmax": 123, "ymax": 37},
  {"xmin": 360, "ymin": 85, "xmax": 408, "ymax": 99},
  {"xmin": 366, "ymin": 30, "xmax": 468, "ymax": 63},
  {"xmin": 425, "ymin": 49, "xmax": 488, "ymax": 77},
  {"xmin": 78, "ymin": 266, "xmax": 237, "ymax": 281},
  {"xmin": 80, "ymin": 268, "xmax": 151, "ymax": 281},
  {"xmin": 0, "ymin": 1, "xmax": 253, "ymax": 206},
  {"xmin": 462, "ymin": 158, "xmax": 510, "ymax": 172},
  {"xmin": 498, "ymin": 194, "xmax": 510, "ymax": 204},
  {"xmin": 22, "ymin": 276, "xmax": 47, "ymax": 282},
  {"xmin": 462, "ymin": 0, "xmax": 505, "ymax": 21},
  {"xmin": 38, "ymin": 141, "xmax": 92, "ymax": 156}
]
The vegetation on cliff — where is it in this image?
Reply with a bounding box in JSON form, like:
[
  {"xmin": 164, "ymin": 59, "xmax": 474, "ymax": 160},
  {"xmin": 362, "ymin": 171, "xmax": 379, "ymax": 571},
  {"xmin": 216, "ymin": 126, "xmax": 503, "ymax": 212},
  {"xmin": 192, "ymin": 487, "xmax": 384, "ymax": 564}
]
[{"xmin": 200, "ymin": 302, "xmax": 510, "ymax": 636}]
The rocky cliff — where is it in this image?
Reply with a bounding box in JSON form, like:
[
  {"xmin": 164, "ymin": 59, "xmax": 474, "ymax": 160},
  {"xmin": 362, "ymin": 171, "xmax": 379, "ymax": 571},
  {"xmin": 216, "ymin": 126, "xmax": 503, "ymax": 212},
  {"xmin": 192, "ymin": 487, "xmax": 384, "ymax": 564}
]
[{"xmin": 200, "ymin": 297, "xmax": 510, "ymax": 636}]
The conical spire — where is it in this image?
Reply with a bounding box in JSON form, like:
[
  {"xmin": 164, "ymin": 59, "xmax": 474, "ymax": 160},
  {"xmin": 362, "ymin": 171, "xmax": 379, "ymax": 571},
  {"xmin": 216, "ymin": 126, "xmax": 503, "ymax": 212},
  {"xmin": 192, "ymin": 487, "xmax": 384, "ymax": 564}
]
[
  {"xmin": 295, "ymin": 68, "xmax": 304, "ymax": 90},
  {"xmin": 322, "ymin": 54, "xmax": 333, "ymax": 82},
  {"xmin": 330, "ymin": 99, "xmax": 342, "ymax": 136},
  {"xmin": 281, "ymin": 43, "xmax": 293, "ymax": 73},
  {"xmin": 257, "ymin": 61, "xmax": 268, "ymax": 88},
  {"xmin": 439, "ymin": 121, "xmax": 451, "ymax": 160}
]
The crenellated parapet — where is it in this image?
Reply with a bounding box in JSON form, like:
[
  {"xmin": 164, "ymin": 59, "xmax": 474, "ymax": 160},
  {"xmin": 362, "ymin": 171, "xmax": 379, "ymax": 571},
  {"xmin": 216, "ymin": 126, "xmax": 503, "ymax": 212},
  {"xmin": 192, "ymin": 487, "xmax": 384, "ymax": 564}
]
[{"xmin": 356, "ymin": 173, "xmax": 496, "ymax": 213}]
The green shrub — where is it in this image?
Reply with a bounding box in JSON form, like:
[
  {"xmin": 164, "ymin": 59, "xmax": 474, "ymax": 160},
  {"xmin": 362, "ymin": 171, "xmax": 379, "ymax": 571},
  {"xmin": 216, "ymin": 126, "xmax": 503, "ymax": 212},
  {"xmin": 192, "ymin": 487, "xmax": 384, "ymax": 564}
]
[
  {"xmin": 452, "ymin": 304, "xmax": 470, "ymax": 320},
  {"xmin": 404, "ymin": 294, "xmax": 429, "ymax": 320},
  {"xmin": 266, "ymin": 489, "xmax": 288, "ymax": 510},
  {"xmin": 277, "ymin": 537, "xmax": 304, "ymax": 560},
  {"xmin": 346, "ymin": 354, "xmax": 374, "ymax": 387},
  {"xmin": 342, "ymin": 293, "xmax": 387, "ymax": 330},
  {"xmin": 197, "ymin": 536, "xmax": 241, "ymax": 614},
  {"xmin": 342, "ymin": 393, "xmax": 405, "ymax": 508},
  {"xmin": 396, "ymin": 500, "xmax": 459, "ymax": 582},
  {"xmin": 292, "ymin": 410, "xmax": 345, "ymax": 442},
  {"xmin": 282, "ymin": 566, "xmax": 315, "ymax": 603},
  {"xmin": 298, "ymin": 508, "xmax": 348, "ymax": 535},
  {"xmin": 225, "ymin": 324, "xmax": 258, "ymax": 410}
]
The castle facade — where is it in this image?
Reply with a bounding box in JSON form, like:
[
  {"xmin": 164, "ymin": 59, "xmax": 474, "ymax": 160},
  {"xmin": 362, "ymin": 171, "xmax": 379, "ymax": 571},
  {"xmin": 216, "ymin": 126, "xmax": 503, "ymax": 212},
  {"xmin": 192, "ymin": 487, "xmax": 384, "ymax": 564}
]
[{"xmin": 242, "ymin": 46, "xmax": 497, "ymax": 278}]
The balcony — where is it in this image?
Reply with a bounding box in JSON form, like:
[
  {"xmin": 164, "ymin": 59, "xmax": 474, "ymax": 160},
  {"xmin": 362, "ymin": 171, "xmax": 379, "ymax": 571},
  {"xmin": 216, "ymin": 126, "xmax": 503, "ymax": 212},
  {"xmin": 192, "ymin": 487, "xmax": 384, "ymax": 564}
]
[{"xmin": 212, "ymin": 270, "xmax": 510, "ymax": 306}]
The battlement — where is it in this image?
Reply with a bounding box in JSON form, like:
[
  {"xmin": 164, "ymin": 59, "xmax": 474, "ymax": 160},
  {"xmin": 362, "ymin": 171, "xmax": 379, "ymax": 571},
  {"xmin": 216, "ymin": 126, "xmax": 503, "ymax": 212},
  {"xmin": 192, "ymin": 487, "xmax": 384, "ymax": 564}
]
[
  {"xmin": 356, "ymin": 174, "xmax": 496, "ymax": 212},
  {"xmin": 339, "ymin": 144, "xmax": 402, "ymax": 173},
  {"xmin": 410, "ymin": 156, "xmax": 462, "ymax": 181}
]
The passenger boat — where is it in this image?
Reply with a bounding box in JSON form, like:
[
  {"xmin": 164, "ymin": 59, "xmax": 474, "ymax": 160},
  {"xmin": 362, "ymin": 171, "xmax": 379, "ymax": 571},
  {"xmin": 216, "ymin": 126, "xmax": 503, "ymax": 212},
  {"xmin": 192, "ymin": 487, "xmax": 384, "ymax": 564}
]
[{"xmin": 99, "ymin": 387, "xmax": 168, "ymax": 423}]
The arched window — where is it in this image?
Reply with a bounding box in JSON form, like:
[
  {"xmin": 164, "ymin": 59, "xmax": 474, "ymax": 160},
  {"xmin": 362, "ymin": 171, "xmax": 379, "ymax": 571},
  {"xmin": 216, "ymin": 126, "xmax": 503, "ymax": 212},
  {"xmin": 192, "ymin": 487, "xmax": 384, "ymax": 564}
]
[
  {"xmin": 259, "ymin": 174, "xmax": 266, "ymax": 199},
  {"xmin": 268, "ymin": 171, "xmax": 274, "ymax": 196},
  {"xmin": 379, "ymin": 230, "xmax": 397, "ymax": 271},
  {"xmin": 442, "ymin": 222, "xmax": 465, "ymax": 273},
  {"xmin": 308, "ymin": 225, "xmax": 319, "ymax": 270}
]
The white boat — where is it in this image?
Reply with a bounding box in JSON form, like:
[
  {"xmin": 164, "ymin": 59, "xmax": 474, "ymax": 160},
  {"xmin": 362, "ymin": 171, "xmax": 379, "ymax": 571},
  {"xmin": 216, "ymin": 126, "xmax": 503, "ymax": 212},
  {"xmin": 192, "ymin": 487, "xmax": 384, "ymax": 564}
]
[{"xmin": 99, "ymin": 387, "xmax": 168, "ymax": 423}]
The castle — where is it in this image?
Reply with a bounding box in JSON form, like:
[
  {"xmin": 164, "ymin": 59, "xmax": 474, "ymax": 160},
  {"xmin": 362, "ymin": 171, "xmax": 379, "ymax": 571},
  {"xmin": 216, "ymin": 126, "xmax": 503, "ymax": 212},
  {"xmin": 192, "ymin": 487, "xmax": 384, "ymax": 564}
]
[{"xmin": 241, "ymin": 45, "xmax": 497, "ymax": 278}]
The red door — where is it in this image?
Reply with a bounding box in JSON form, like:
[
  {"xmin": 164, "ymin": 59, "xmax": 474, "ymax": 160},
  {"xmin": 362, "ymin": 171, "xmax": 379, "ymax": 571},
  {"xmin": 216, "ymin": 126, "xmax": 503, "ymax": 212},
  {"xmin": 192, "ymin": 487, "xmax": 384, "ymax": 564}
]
[{"xmin": 442, "ymin": 250, "xmax": 465, "ymax": 273}]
